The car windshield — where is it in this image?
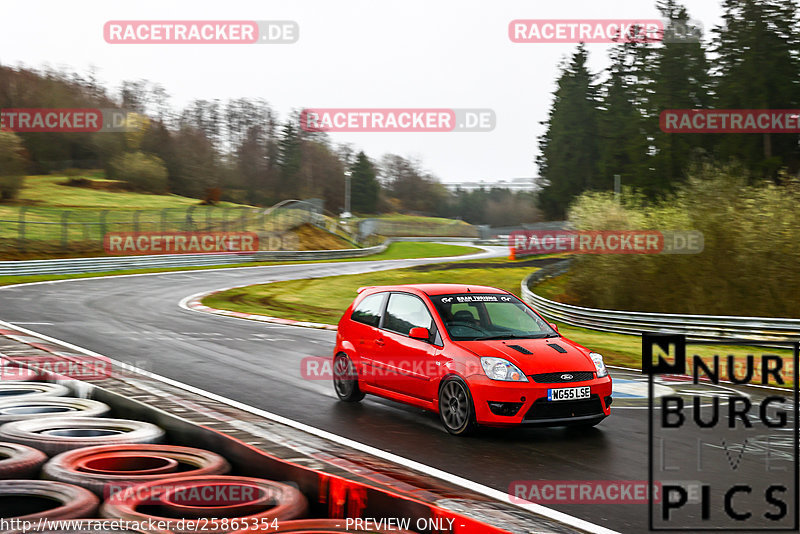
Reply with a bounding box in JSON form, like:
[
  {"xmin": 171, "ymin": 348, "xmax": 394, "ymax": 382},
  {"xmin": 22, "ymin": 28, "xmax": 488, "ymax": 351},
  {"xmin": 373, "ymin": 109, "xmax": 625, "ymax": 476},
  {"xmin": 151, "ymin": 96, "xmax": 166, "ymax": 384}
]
[{"xmin": 429, "ymin": 293, "xmax": 557, "ymax": 341}]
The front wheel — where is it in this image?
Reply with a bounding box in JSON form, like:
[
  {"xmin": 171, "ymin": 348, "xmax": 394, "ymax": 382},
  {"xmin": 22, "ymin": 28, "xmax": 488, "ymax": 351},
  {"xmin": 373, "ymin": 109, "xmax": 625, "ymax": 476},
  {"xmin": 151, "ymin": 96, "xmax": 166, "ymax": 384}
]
[
  {"xmin": 333, "ymin": 353, "xmax": 365, "ymax": 402},
  {"xmin": 438, "ymin": 377, "xmax": 476, "ymax": 436}
]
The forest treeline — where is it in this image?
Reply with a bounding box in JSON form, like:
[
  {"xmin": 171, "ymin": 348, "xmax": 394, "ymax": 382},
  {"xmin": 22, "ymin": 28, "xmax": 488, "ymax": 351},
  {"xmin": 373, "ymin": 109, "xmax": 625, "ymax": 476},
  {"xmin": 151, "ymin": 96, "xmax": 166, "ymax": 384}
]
[
  {"xmin": 538, "ymin": 0, "xmax": 800, "ymax": 217},
  {"xmin": 0, "ymin": 65, "xmax": 537, "ymax": 226}
]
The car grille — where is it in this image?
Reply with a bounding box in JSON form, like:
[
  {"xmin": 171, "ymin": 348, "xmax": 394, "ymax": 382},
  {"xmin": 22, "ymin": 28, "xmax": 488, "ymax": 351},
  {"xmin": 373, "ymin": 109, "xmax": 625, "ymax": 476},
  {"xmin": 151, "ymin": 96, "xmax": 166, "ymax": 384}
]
[
  {"xmin": 530, "ymin": 371, "xmax": 594, "ymax": 383},
  {"xmin": 523, "ymin": 395, "xmax": 604, "ymax": 421}
]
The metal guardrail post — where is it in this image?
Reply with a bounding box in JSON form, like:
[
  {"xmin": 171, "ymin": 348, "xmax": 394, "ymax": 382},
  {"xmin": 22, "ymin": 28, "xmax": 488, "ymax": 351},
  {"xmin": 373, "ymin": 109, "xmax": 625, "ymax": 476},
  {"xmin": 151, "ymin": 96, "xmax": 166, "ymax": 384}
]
[
  {"xmin": 99, "ymin": 210, "xmax": 109, "ymax": 241},
  {"xmin": 185, "ymin": 206, "xmax": 196, "ymax": 231},
  {"xmin": 61, "ymin": 211, "xmax": 70, "ymax": 250},
  {"xmin": 18, "ymin": 207, "xmax": 28, "ymax": 252}
]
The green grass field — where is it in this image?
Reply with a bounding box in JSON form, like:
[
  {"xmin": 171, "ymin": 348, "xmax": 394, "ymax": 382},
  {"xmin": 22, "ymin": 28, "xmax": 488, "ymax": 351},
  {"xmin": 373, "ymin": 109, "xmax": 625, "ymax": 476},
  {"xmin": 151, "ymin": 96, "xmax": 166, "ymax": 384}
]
[
  {"xmin": 0, "ymin": 175, "xmax": 262, "ymax": 248},
  {"xmin": 0, "ymin": 175, "xmax": 245, "ymax": 213},
  {"xmin": 0, "ymin": 175, "xmax": 481, "ymax": 257},
  {"xmin": 202, "ymin": 260, "xmax": 557, "ymax": 326}
]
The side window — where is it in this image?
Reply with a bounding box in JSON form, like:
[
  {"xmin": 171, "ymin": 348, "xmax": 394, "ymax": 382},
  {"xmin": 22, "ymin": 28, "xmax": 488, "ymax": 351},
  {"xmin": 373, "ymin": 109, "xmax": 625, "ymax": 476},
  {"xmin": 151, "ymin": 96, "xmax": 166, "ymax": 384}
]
[
  {"xmin": 350, "ymin": 293, "xmax": 385, "ymax": 327},
  {"xmin": 384, "ymin": 293, "xmax": 433, "ymax": 336}
]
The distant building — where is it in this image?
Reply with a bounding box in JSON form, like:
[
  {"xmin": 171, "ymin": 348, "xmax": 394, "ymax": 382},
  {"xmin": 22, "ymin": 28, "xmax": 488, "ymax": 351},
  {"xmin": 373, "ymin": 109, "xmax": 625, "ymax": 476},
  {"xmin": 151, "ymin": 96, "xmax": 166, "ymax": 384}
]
[{"xmin": 443, "ymin": 177, "xmax": 537, "ymax": 193}]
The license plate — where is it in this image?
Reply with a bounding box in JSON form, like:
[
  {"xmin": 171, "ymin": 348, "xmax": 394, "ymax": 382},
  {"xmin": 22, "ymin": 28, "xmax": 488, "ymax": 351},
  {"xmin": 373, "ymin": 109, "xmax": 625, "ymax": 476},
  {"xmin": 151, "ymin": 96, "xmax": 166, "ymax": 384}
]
[{"xmin": 547, "ymin": 386, "xmax": 590, "ymax": 401}]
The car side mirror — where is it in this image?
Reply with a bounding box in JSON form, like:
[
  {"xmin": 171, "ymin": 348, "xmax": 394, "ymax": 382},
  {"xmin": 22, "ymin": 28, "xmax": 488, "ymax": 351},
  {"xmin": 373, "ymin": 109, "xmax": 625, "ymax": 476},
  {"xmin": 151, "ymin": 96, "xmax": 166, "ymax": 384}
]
[
  {"xmin": 409, "ymin": 327, "xmax": 430, "ymax": 341},
  {"xmin": 548, "ymin": 322, "xmax": 559, "ymax": 332}
]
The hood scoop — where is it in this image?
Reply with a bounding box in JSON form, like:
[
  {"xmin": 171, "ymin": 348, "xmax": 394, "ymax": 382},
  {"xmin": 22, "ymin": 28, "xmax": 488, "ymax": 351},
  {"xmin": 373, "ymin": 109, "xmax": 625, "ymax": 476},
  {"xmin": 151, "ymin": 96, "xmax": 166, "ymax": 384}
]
[
  {"xmin": 507, "ymin": 344, "xmax": 533, "ymax": 355},
  {"xmin": 547, "ymin": 343, "xmax": 568, "ymax": 354}
]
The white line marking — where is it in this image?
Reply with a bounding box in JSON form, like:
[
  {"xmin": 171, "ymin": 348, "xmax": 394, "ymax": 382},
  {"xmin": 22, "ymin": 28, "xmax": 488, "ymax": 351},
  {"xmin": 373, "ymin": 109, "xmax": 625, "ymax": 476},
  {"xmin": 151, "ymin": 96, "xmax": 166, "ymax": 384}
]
[
  {"xmin": 608, "ymin": 364, "xmax": 793, "ymax": 393},
  {"xmin": 0, "ymin": 317, "xmax": 619, "ymax": 534}
]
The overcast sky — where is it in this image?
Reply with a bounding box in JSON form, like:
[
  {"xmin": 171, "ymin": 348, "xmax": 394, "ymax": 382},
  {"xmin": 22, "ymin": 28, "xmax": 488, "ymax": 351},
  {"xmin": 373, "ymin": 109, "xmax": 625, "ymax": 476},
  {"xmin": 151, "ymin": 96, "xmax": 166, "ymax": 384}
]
[{"xmin": 4, "ymin": 0, "xmax": 724, "ymax": 183}]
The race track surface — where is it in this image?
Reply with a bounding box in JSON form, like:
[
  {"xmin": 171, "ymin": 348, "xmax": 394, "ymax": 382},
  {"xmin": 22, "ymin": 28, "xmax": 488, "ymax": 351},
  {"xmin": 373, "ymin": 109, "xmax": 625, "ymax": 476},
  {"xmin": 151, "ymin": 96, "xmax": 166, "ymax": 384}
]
[{"xmin": 0, "ymin": 246, "xmax": 789, "ymax": 533}]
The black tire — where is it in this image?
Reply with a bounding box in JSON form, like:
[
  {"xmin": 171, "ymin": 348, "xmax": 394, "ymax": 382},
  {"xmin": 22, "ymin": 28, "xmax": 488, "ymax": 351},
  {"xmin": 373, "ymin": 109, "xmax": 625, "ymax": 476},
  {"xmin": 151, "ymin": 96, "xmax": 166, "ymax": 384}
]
[
  {"xmin": 0, "ymin": 396, "xmax": 111, "ymax": 422},
  {"xmin": 0, "ymin": 417, "xmax": 165, "ymax": 456},
  {"xmin": 43, "ymin": 443, "xmax": 231, "ymax": 496},
  {"xmin": 0, "ymin": 441, "xmax": 48, "ymax": 479},
  {"xmin": 0, "ymin": 479, "xmax": 99, "ymax": 520},
  {"xmin": 332, "ymin": 353, "xmax": 365, "ymax": 402},
  {"xmin": 0, "ymin": 382, "xmax": 70, "ymax": 400},
  {"xmin": 438, "ymin": 377, "xmax": 477, "ymax": 436}
]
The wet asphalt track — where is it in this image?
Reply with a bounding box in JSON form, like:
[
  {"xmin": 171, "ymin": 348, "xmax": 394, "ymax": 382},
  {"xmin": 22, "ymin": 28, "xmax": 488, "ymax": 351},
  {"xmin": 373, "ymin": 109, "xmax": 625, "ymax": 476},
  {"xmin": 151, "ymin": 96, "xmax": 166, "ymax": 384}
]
[{"xmin": 0, "ymin": 246, "xmax": 793, "ymax": 533}]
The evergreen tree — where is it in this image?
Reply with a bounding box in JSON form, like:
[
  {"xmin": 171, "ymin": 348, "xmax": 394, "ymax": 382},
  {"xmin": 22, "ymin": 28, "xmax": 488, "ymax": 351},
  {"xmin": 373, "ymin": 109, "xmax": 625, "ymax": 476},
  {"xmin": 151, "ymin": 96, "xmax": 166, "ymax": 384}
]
[
  {"xmin": 277, "ymin": 120, "xmax": 302, "ymax": 199},
  {"xmin": 537, "ymin": 45, "xmax": 600, "ymax": 218},
  {"xmin": 647, "ymin": 0, "xmax": 711, "ymax": 193},
  {"xmin": 712, "ymin": 0, "xmax": 800, "ymax": 178},
  {"xmin": 597, "ymin": 42, "xmax": 652, "ymax": 195},
  {"xmin": 349, "ymin": 151, "xmax": 379, "ymax": 214}
]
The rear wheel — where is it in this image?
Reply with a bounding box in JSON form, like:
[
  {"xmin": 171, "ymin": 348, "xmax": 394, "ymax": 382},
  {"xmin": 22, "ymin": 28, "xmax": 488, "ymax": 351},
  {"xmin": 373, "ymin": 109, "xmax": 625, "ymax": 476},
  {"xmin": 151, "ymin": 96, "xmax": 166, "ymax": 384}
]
[
  {"xmin": 333, "ymin": 353, "xmax": 365, "ymax": 402},
  {"xmin": 438, "ymin": 377, "xmax": 476, "ymax": 436}
]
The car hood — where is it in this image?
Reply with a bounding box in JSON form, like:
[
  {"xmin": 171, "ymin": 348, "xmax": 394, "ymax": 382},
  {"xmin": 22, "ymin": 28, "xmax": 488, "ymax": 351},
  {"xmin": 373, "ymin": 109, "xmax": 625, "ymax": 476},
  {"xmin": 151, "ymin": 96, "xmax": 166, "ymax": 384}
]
[{"xmin": 454, "ymin": 337, "xmax": 596, "ymax": 376}]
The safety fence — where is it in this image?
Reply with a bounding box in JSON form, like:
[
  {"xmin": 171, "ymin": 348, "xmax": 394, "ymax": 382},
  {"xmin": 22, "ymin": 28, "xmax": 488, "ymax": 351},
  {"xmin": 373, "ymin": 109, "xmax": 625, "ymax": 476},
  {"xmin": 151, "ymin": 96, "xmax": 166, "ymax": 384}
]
[{"xmin": 0, "ymin": 200, "xmax": 359, "ymax": 257}]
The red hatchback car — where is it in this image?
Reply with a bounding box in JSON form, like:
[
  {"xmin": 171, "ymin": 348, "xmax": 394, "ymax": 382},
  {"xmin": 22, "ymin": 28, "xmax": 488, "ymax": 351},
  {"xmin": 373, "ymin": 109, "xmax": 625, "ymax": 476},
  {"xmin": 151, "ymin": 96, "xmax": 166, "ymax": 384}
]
[{"xmin": 333, "ymin": 284, "xmax": 612, "ymax": 435}]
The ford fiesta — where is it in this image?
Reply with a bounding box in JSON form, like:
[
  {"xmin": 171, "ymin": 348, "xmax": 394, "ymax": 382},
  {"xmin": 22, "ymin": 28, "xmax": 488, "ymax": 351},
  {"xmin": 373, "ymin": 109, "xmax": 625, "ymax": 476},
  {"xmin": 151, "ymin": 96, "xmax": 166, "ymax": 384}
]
[{"xmin": 332, "ymin": 284, "xmax": 612, "ymax": 435}]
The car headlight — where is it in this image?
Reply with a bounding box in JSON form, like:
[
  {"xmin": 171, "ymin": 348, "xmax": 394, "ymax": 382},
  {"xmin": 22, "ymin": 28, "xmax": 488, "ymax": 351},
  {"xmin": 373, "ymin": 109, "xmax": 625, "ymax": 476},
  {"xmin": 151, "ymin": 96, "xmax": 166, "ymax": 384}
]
[
  {"xmin": 480, "ymin": 357, "xmax": 528, "ymax": 382},
  {"xmin": 590, "ymin": 352, "xmax": 608, "ymax": 378}
]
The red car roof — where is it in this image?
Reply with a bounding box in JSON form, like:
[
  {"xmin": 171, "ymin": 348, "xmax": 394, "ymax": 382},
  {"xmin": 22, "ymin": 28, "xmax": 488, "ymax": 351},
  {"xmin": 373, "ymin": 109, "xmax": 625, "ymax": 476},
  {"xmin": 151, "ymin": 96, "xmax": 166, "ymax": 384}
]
[{"xmin": 357, "ymin": 283, "xmax": 508, "ymax": 296}]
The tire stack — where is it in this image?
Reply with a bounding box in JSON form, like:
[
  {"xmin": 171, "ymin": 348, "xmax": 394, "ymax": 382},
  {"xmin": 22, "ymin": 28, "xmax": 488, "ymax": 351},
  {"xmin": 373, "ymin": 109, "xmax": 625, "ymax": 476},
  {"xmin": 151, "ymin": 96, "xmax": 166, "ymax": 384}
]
[
  {"xmin": 0, "ymin": 382, "xmax": 167, "ymax": 527},
  {"xmin": 0, "ymin": 381, "xmax": 416, "ymax": 533}
]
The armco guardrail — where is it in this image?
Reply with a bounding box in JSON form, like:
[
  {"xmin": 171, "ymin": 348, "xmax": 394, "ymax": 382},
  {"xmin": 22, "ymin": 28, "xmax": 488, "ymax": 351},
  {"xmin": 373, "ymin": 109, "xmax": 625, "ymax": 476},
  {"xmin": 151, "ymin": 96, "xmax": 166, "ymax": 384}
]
[
  {"xmin": 0, "ymin": 242, "xmax": 388, "ymax": 277},
  {"xmin": 521, "ymin": 260, "xmax": 800, "ymax": 343}
]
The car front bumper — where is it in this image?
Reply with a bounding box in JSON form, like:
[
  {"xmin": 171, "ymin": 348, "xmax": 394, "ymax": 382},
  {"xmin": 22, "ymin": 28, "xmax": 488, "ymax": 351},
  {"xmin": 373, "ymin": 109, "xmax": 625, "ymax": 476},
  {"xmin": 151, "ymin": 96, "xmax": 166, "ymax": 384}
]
[{"xmin": 467, "ymin": 375, "xmax": 613, "ymax": 427}]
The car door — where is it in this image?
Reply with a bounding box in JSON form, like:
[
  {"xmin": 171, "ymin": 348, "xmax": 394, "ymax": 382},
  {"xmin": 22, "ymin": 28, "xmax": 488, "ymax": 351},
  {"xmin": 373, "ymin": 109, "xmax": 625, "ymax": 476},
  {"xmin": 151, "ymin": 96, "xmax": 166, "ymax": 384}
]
[
  {"xmin": 375, "ymin": 292, "xmax": 441, "ymax": 399},
  {"xmin": 347, "ymin": 292, "xmax": 388, "ymax": 384}
]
